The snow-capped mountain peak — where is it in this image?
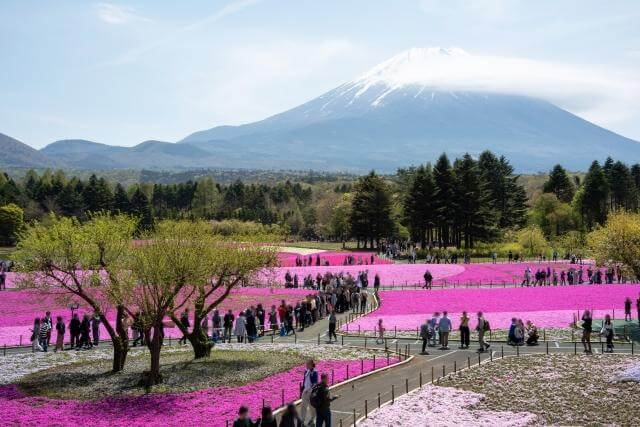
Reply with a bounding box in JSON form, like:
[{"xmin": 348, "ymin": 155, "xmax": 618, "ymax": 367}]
[{"xmin": 352, "ymin": 46, "xmax": 470, "ymax": 90}]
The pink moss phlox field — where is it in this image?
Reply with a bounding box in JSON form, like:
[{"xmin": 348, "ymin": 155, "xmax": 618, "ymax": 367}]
[
  {"xmin": 344, "ymin": 284, "xmax": 640, "ymax": 331},
  {"xmin": 260, "ymin": 261, "xmax": 590, "ymax": 287},
  {"xmin": 0, "ymin": 287, "xmax": 312, "ymax": 346},
  {"xmin": 0, "ymin": 357, "xmax": 399, "ymax": 426},
  {"xmin": 259, "ymin": 263, "xmax": 464, "ymax": 286},
  {"xmin": 276, "ymin": 251, "xmax": 392, "ymax": 267}
]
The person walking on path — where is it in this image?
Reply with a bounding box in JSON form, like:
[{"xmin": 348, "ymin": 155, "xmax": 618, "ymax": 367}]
[
  {"xmin": 601, "ymin": 314, "xmax": 615, "ymax": 353},
  {"xmin": 327, "ymin": 310, "xmax": 337, "ymax": 343},
  {"xmin": 233, "ymin": 406, "xmax": 256, "ymax": 427},
  {"xmin": 235, "ymin": 311, "xmax": 247, "ymax": 343},
  {"xmin": 31, "ymin": 318, "xmax": 42, "ymax": 352},
  {"xmin": 439, "ymin": 311, "xmax": 452, "ymax": 350},
  {"xmin": 311, "ymin": 373, "xmax": 338, "ymax": 427},
  {"xmin": 581, "ymin": 310, "xmax": 592, "ymax": 354},
  {"xmin": 38, "ymin": 317, "xmax": 51, "ymax": 352},
  {"xmin": 420, "ymin": 319, "xmax": 430, "ymax": 355},
  {"xmin": 625, "ymin": 297, "xmax": 632, "ymax": 321},
  {"xmin": 428, "ymin": 312, "xmax": 440, "ymax": 347},
  {"xmin": 459, "ymin": 311, "xmax": 470, "ymax": 349},
  {"xmin": 476, "ymin": 312, "xmax": 490, "ymax": 353},
  {"xmin": 54, "ymin": 316, "xmax": 65, "ymax": 352},
  {"xmin": 376, "ymin": 318, "xmax": 385, "ymax": 344},
  {"xmin": 300, "ymin": 359, "xmax": 318, "ymax": 427}
]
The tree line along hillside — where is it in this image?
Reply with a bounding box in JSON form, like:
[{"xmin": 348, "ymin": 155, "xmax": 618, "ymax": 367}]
[{"xmin": 1, "ymin": 151, "xmax": 640, "ymax": 252}]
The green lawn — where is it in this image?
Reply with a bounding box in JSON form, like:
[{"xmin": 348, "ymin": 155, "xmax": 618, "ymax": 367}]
[{"xmin": 0, "ymin": 246, "xmax": 15, "ymax": 261}]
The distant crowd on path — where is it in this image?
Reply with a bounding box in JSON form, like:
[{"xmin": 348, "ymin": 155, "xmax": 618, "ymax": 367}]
[
  {"xmin": 284, "ymin": 270, "xmax": 381, "ymax": 293},
  {"xmin": 521, "ymin": 265, "xmax": 626, "ymax": 286},
  {"xmin": 233, "ymin": 358, "xmax": 338, "ymax": 427},
  {"xmin": 292, "ymin": 253, "xmax": 377, "ymax": 267}
]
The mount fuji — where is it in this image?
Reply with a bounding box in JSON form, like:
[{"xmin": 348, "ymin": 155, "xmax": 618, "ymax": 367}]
[{"xmin": 180, "ymin": 47, "xmax": 640, "ymax": 172}]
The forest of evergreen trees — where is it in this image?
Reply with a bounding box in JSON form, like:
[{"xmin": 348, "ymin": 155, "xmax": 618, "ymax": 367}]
[{"xmin": 1, "ymin": 150, "xmax": 640, "ymax": 249}]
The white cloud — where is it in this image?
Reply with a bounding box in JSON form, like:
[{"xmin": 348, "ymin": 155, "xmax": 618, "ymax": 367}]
[
  {"xmin": 95, "ymin": 3, "xmax": 150, "ymax": 25},
  {"xmin": 355, "ymin": 47, "xmax": 640, "ymax": 132}
]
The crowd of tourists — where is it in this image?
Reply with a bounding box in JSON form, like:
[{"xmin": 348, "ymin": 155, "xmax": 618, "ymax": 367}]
[
  {"xmin": 233, "ymin": 358, "xmax": 337, "ymax": 427},
  {"xmin": 30, "ymin": 311, "xmax": 101, "ymax": 352},
  {"xmin": 521, "ymin": 265, "xmax": 626, "ymax": 286},
  {"xmin": 292, "ymin": 253, "xmax": 377, "ymax": 267},
  {"xmin": 284, "ymin": 270, "xmax": 381, "ymax": 292}
]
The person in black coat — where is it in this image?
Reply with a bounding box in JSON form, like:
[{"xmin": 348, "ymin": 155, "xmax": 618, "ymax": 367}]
[
  {"xmin": 245, "ymin": 309, "xmax": 257, "ymax": 343},
  {"xmin": 69, "ymin": 313, "xmax": 81, "ymax": 349}
]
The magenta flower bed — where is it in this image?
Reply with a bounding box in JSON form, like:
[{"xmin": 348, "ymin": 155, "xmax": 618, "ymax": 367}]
[
  {"xmin": 344, "ymin": 284, "xmax": 640, "ymax": 331},
  {"xmin": 0, "ymin": 357, "xmax": 398, "ymax": 426},
  {"xmin": 259, "ymin": 261, "xmax": 588, "ymax": 288},
  {"xmin": 0, "ymin": 287, "xmax": 312, "ymax": 346},
  {"xmin": 259, "ymin": 263, "xmax": 464, "ymax": 286},
  {"xmin": 277, "ymin": 251, "xmax": 392, "ymax": 267}
]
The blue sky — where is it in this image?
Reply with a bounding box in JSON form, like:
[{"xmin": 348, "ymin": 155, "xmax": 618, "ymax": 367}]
[{"xmin": 1, "ymin": 0, "xmax": 639, "ymax": 148}]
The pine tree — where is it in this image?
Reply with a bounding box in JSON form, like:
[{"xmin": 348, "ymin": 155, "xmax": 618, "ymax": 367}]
[
  {"xmin": 82, "ymin": 174, "xmax": 113, "ymax": 214},
  {"xmin": 56, "ymin": 182, "xmax": 83, "ymax": 217},
  {"xmin": 582, "ymin": 161, "xmax": 609, "ymax": 227},
  {"xmin": 608, "ymin": 161, "xmax": 635, "ymax": 210},
  {"xmin": 113, "ymin": 184, "xmax": 131, "ymax": 214},
  {"xmin": 403, "ymin": 164, "xmax": 436, "ymax": 246},
  {"xmin": 543, "ymin": 164, "xmax": 574, "ymax": 203},
  {"xmin": 349, "ymin": 171, "xmax": 393, "ymax": 248},
  {"xmin": 432, "ymin": 153, "xmax": 456, "ymax": 246},
  {"xmin": 453, "ymin": 154, "xmax": 496, "ymax": 248},
  {"xmin": 130, "ymin": 187, "xmax": 154, "ymax": 231}
]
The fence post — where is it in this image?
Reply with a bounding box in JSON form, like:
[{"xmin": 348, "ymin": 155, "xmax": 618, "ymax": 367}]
[
  {"xmin": 281, "ymin": 389, "xmax": 284, "ymax": 407},
  {"xmin": 405, "ymin": 378, "xmax": 409, "ymax": 393},
  {"xmin": 341, "ymin": 334, "xmax": 344, "ymax": 346},
  {"xmin": 467, "ymin": 356, "xmax": 470, "ymax": 369},
  {"xmin": 516, "ymin": 345, "xmax": 519, "ymax": 357},
  {"xmin": 431, "ymin": 366, "xmax": 434, "ymax": 383},
  {"xmin": 442, "ymin": 364, "xmax": 445, "ymax": 378},
  {"xmin": 373, "ymin": 355, "xmax": 376, "ymax": 370},
  {"xmin": 546, "ymin": 341, "xmax": 549, "ymax": 355},
  {"xmin": 543, "ymin": 329, "xmax": 546, "ymax": 342},
  {"xmin": 419, "ymin": 371, "xmax": 423, "ymax": 387},
  {"xmin": 391, "ymin": 384, "xmax": 395, "ymax": 404},
  {"xmin": 361, "ymin": 359, "xmax": 364, "ymax": 375},
  {"xmin": 332, "ymin": 369, "xmax": 335, "ymax": 385},
  {"xmin": 454, "ymin": 360, "xmax": 456, "ymax": 373},
  {"xmin": 633, "ymin": 341, "xmax": 635, "ymax": 355},
  {"xmin": 353, "ymin": 409, "xmax": 356, "ymax": 426},
  {"xmin": 501, "ymin": 346, "xmax": 504, "ymax": 359},
  {"xmin": 574, "ymin": 342, "xmax": 577, "ymax": 355},
  {"xmin": 478, "ymin": 353, "xmax": 481, "ymax": 366},
  {"xmin": 347, "ymin": 364, "xmax": 349, "ymax": 379},
  {"xmin": 365, "ymin": 400, "xmax": 368, "ymax": 418},
  {"xmin": 378, "ymin": 392, "xmax": 381, "ymax": 408}
]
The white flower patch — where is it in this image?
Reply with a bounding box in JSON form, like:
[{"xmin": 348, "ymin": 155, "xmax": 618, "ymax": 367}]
[
  {"xmin": 359, "ymin": 384, "xmax": 537, "ymax": 427},
  {"xmin": 613, "ymin": 361, "xmax": 640, "ymax": 382},
  {"xmin": 212, "ymin": 342, "xmax": 381, "ymax": 360}
]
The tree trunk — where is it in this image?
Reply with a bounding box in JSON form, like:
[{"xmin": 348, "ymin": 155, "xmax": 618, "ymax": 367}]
[
  {"xmin": 112, "ymin": 338, "xmax": 127, "ymax": 372},
  {"xmin": 142, "ymin": 322, "xmax": 164, "ymax": 388},
  {"xmin": 187, "ymin": 318, "xmax": 212, "ymax": 359}
]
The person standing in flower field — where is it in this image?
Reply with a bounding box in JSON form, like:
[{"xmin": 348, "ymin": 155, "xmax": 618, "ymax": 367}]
[
  {"xmin": 439, "ymin": 311, "xmax": 452, "ymax": 350},
  {"xmin": 476, "ymin": 312, "xmax": 490, "ymax": 353},
  {"xmin": 300, "ymin": 359, "xmax": 318, "ymax": 427}
]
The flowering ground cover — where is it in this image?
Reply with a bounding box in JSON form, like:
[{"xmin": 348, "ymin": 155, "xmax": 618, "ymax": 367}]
[
  {"xmin": 439, "ymin": 354, "xmax": 640, "ymax": 426},
  {"xmin": 0, "ymin": 344, "xmax": 399, "ymax": 426},
  {"xmin": 345, "ymin": 284, "xmax": 640, "ymax": 332},
  {"xmin": 359, "ymin": 384, "xmax": 537, "ymax": 426},
  {"xmin": 259, "ymin": 261, "xmax": 588, "ymax": 287},
  {"xmin": 259, "ymin": 263, "xmax": 465, "ymax": 286},
  {"xmin": 0, "ymin": 287, "xmax": 312, "ymax": 346}
]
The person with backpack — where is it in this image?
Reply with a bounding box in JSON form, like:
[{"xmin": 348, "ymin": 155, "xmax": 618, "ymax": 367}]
[
  {"xmin": 310, "ymin": 373, "xmax": 338, "ymax": 427},
  {"xmin": 54, "ymin": 316, "xmax": 65, "ymax": 352},
  {"xmin": 300, "ymin": 359, "xmax": 318, "ymax": 427},
  {"xmin": 476, "ymin": 312, "xmax": 490, "ymax": 352}
]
